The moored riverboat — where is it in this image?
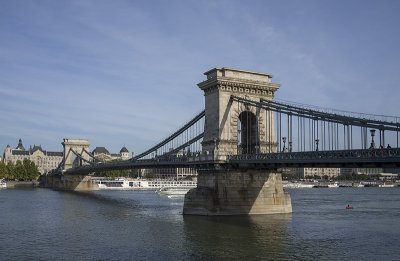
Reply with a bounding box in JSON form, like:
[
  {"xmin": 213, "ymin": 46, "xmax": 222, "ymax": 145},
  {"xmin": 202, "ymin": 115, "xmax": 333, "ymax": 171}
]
[
  {"xmin": 353, "ymin": 182, "xmax": 365, "ymax": 187},
  {"xmin": 328, "ymin": 182, "xmax": 339, "ymax": 188},
  {"xmin": 0, "ymin": 179, "xmax": 6, "ymax": 189},
  {"xmin": 283, "ymin": 181, "xmax": 315, "ymax": 188},
  {"xmin": 156, "ymin": 186, "xmax": 193, "ymax": 196},
  {"xmin": 378, "ymin": 182, "xmax": 395, "ymax": 188},
  {"xmin": 92, "ymin": 177, "xmax": 197, "ymax": 190}
]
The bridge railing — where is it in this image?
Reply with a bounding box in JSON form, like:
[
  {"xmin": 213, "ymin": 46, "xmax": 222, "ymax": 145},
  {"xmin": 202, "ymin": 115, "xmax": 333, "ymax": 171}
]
[
  {"xmin": 228, "ymin": 148, "xmax": 400, "ymax": 164},
  {"xmin": 231, "ymin": 95, "xmax": 400, "ymax": 152}
]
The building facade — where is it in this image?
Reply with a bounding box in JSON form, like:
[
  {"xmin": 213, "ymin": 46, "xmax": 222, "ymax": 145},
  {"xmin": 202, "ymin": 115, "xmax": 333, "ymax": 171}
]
[
  {"xmin": 3, "ymin": 139, "xmax": 63, "ymax": 174},
  {"xmin": 92, "ymin": 146, "xmax": 130, "ymax": 162},
  {"xmin": 296, "ymin": 168, "xmax": 341, "ymax": 179},
  {"xmin": 140, "ymin": 167, "xmax": 198, "ymax": 180},
  {"xmin": 340, "ymin": 168, "xmax": 383, "ymax": 175}
]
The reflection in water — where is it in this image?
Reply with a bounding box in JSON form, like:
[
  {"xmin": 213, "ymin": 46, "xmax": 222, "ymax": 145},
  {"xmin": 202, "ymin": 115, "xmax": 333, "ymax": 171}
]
[{"xmin": 183, "ymin": 214, "xmax": 292, "ymax": 260}]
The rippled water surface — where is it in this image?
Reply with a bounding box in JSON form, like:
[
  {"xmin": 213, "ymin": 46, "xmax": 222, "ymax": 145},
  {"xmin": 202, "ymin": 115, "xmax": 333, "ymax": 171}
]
[{"xmin": 1, "ymin": 187, "xmax": 399, "ymax": 260}]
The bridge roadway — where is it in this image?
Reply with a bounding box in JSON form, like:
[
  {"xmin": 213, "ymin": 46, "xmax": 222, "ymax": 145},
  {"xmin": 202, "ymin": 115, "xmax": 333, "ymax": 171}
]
[{"xmin": 61, "ymin": 148, "xmax": 400, "ymax": 175}]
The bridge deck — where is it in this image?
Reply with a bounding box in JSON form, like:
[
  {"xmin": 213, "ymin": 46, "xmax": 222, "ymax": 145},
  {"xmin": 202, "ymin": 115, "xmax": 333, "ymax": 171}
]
[{"xmin": 58, "ymin": 148, "xmax": 400, "ymax": 175}]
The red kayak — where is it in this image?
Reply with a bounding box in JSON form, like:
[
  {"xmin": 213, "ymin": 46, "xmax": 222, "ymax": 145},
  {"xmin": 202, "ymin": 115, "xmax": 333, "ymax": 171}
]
[{"xmin": 346, "ymin": 206, "xmax": 354, "ymax": 209}]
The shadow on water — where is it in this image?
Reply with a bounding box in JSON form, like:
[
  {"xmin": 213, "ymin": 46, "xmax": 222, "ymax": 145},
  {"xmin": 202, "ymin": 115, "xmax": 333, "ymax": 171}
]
[
  {"xmin": 183, "ymin": 213, "xmax": 292, "ymax": 260},
  {"xmin": 51, "ymin": 190, "xmax": 152, "ymax": 223},
  {"xmin": 56, "ymin": 189, "xmax": 142, "ymax": 207}
]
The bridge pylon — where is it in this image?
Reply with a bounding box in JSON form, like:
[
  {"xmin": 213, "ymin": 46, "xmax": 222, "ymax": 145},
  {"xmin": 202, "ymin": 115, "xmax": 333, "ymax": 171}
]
[
  {"xmin": 184, "ymin": 68, "xmax": 291, "ymax": 215},
  {"xmin": 61, "ymin": 139, "xmax": 91, "ymax": 170},
  {"xmin": 198, "ymin": 67, "xmax": 280, "ymax": 158}
]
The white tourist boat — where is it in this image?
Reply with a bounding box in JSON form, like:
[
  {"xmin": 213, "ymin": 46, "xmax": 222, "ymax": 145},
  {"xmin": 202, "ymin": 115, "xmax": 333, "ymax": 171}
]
[
  {"xmin": 328, "ymin": 182, "xmax": 339, "ymax": 188},
  {"xmin": 378, "ymin": 182, "xmax": 395, "ymax": 188},
  {"xmin": 283, "ymin": 182, "xmax": 315, "ymax": 188},
  {"xmin": 0, "ymin": 179, "xmax": 6, "ymax": 189},
  {"xmin": 156, "ymin": 186, "xmax": 193, "ymax": 196},
  {"xmin": 92, "ymin": 177, "xmax": 197, "ymax": 190}
]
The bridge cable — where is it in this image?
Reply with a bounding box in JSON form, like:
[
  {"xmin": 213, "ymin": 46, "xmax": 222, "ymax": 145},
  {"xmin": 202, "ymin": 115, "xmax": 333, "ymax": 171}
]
[
  {"xmin": 69, "ymin": 148, "xmax": 95, "ymax": 165},
  {"xmin": 133, "ymin": 110, "xmax": 205, "ymax": 160},
  {"xmin": 82, "ymin": 149, "xmax": 103, "ymax": 163}
]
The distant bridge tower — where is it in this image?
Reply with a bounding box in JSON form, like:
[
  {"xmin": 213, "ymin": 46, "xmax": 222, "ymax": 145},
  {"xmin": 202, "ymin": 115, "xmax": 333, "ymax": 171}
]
[
  {"xmin": 62, "ymin": 139, "xmax": 91, "ymax": 170},
  {"xmin": 198, "ymin": 67, "xmax": 280, "ymax": 157}
]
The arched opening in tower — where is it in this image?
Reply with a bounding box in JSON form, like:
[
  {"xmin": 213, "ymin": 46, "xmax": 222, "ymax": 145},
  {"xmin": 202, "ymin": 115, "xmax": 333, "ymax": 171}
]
[{"xmin": 237, "ymin": 111, "xmax": 258, "ymax": 154}]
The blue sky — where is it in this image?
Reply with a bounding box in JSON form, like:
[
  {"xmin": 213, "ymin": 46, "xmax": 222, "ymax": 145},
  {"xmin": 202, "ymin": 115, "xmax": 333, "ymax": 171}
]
[{"xmin": 1, "ymin": 0, "xmax": 399, "ymax": 154}]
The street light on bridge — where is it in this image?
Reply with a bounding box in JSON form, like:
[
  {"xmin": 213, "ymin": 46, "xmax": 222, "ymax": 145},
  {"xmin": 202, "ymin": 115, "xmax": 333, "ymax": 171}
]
[
  {"xmin": 370, "ymin": 129, "xmax": 376, "ymax": 149},
  {"xmin": 282, "ymin": 137, "xmax": 287, "ymax": 152}
]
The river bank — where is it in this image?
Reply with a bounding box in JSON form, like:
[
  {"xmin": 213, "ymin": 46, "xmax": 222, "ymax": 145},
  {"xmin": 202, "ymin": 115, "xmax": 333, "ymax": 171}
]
[{"xmin": 2, "ymin": 180, "xmax": 39, "ymax": 189}]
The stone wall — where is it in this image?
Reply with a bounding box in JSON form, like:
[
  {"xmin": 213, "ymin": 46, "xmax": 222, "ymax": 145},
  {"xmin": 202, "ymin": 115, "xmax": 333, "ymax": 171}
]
[{"xmin": 40, "ymin": 174, "xmax": 99, "ymax": 191}]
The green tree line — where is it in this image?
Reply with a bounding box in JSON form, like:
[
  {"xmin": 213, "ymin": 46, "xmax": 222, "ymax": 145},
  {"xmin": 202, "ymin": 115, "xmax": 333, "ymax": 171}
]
[
  {"xmin": 0, "ymin": 159, "xmax": 39, "ymax": 181},
  {"xmin": 95, "ymin": 168, "xmax": 139, "ymax": 178},
  {"xmin": 304, "ymin": 173, "xmax": 371, "ymax": 181},
  {"xmin": 94, "ymin": 159, "xmax": 139, "ymax": 178},
  {"xmin": 337, "ymin": 172, "xmax": 370, "ymax": 181}
]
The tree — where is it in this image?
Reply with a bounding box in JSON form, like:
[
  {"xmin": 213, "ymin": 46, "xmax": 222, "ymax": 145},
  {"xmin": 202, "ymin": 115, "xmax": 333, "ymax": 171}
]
[
  {"xmin": 0, "ymin": 161, "xmax": 6, "ymax": 179},
  {"xmin": 339, "ymin": 172, "xmax": 353, "ymax": 180},
  {"xmin": 14, "ymin": 160, "xmax": 26, "ymax": 181},
  {"xmin": 23, "ymin": 159, "xmax": 33, "ymax": 180},
  {"xmin": 96, "ymin": 169, "xmax": 131, "ymax": 178},
  {"xmin": 129, "ymin": 169, "xmax": 139, "ymax": 178},
  {"xmin": 0, "ymin": 160, "xmax": 39, "ymax": 181},
  {"xmin": 27, "ymin": 160, "xmax": 39, "ymax": 180},
  {"xmin": 282, "ymin": 173, "xmax": 296, "ymax": 180},
  {"xmin": 6, "ymin": 161, "xmax": 15, "ymax": 180},
  {"xmin": 93, "ymin": 159, "xmax": 134, "ymax": 178},
  {"xmin": 144, "ymin": 172, "xmax": 156, "ymax": 179}
]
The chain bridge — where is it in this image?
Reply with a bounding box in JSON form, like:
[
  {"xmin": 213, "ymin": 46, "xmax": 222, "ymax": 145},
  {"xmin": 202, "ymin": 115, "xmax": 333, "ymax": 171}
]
[{"xmin": 45, "ymin": 68, "xmax": 400, "ymax": 215}]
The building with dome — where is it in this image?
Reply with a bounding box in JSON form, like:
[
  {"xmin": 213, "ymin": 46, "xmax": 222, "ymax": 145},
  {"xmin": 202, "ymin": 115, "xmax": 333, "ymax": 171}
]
[
  {"xmin": 92, "ymin": 146, "xmax": 130, "ymax": 162},
  {"xmin": 3, "ymin": 139, "xmax": 63, "ymax": 174},
  {"xmin": 3, "ymin": 139, "xmax": 130, "ymax": 173}
]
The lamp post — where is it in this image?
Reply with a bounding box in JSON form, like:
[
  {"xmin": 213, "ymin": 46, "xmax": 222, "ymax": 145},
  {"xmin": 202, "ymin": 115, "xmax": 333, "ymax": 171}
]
[
  {"xmin": 370, "ymin": 129, "xmax": 376, "ymax": 149},
  {"xmin": 282, "ymin": 137, "xmax": 287, "ymax": 152},
  {"xmin": 315, "ymin": 139, "xmax": 319, "ymax": 151}
]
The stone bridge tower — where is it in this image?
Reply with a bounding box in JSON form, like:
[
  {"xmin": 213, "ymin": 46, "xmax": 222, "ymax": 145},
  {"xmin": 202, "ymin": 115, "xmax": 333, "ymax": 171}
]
[
  {"xmin": 42, "ymin": 138, "xmax": 98, "ymax": 191},
  {"xmin": 184, "ymin": 68, "xmax": 291, "ymax": 216},
  {"xmin": 62, "ymin": 139, "xmax": 91, "ymax": 170},
  {"xmin": 198, "ymin": 67, "xmax": 280, "ymax": 158}
]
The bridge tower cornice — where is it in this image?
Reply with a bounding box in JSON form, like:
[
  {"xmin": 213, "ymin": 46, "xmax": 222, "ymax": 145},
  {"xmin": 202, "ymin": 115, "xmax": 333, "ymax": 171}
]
[{"xmin": 198, "ymin": 67, "xmax": 280, "ymax": 97}]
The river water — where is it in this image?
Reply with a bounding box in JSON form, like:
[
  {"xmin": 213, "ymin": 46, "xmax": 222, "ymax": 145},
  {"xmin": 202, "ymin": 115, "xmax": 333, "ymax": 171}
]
[{"xmin": 0, "ymin": 187, "xmax": 399, "ymax": 260}]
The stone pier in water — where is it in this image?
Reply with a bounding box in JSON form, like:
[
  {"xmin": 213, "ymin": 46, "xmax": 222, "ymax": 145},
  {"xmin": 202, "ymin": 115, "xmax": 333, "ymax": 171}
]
[
  {"xmin": 183, "ymin": 170, "xmax": 292, "ymax": 215},
  {"xmin": 41, "ymin": 174, "xmax": 99, "ymax": 191}
]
